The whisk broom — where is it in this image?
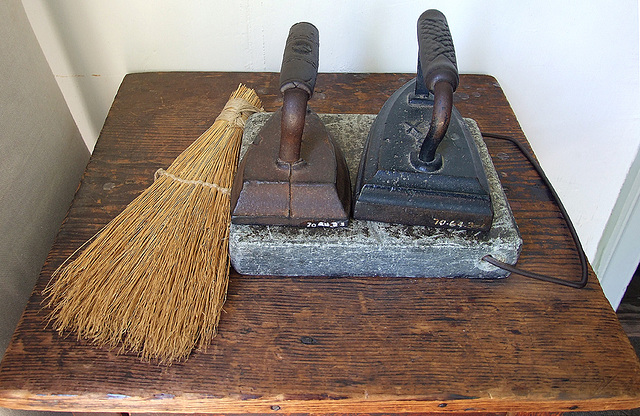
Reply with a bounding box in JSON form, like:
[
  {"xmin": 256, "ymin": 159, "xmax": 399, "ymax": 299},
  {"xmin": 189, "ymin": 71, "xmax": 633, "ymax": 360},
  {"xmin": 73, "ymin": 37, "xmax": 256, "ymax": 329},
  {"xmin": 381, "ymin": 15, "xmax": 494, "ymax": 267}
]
[{"xmin": 44, "ymin": 84, "xmax": 263, "ymax": 364}]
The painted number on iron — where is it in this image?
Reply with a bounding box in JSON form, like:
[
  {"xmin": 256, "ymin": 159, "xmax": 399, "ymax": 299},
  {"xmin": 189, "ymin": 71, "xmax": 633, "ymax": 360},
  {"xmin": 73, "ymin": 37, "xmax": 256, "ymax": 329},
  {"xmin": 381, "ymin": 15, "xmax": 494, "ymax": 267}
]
[
  {"xmin": 433, "ymin": 218, "xmax": 476, "ymax": 229},
  {"xmin": 305, "ymin": 221, "xmax": 347, "ymax": 228}
]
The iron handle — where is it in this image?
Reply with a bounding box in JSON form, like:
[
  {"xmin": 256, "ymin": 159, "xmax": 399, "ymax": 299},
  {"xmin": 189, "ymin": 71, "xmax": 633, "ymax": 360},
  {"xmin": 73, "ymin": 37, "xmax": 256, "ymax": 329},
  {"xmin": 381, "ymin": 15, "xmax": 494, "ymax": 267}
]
[
  {"xmin": 417, "ymin": 9, "xmax": 459, "ymax": 93},
  {"xmin": 415, "ymin": 9, "xmax": 457, "ymax": 170},
  {"xmin": 279, "ymin": 22, "xmax": 319, "ymax": 96},
  {"xmin": 278, "ymin": 22, "xmax": 319, "ymax": 164}
]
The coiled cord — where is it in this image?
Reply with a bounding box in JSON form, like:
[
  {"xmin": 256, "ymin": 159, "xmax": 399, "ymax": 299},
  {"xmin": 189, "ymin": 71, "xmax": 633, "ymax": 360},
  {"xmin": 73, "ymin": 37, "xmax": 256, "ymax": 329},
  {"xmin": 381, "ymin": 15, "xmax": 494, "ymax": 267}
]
[{"xmin": 481, "ymin": 132, "xmax": 588, "ymax": 289}]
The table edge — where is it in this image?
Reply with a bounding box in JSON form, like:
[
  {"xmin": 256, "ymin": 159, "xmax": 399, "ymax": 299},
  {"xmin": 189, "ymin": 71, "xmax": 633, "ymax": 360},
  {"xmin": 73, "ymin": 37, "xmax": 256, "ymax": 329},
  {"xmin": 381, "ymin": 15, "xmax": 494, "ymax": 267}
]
[{"xmin": 1, "ymin": 390, "xmax": 640, "ymax": 413}]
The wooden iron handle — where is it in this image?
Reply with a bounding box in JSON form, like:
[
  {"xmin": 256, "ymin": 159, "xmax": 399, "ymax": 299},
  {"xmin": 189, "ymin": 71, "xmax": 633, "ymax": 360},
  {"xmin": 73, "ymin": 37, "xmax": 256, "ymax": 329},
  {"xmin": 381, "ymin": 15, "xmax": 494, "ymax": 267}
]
[
  {"xmin": 417, "ymin": 9, "xmax": 459, "ymax": 93},
  {"xmin": 279, "ymin": 22, "xmax": 319, "ymax": 96}
]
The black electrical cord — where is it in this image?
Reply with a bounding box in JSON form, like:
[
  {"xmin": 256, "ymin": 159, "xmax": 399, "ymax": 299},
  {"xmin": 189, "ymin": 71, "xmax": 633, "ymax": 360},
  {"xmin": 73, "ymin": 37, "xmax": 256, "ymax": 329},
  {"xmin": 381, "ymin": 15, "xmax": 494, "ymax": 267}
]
[{"xmin": 480, "ymin": 132, "xmax": 589, "ymax": 289}]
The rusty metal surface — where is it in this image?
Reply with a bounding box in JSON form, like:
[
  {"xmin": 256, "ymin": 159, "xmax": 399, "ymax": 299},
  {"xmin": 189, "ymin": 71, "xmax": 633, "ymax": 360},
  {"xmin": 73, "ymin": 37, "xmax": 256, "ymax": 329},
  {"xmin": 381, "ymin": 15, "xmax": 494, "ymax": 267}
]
[
  {"xmin": 231, "ymin": 21, "xmax": 351, "ymax": 227},
  {"xmin": 279, "ymin": 88, "xmax": 308, "ymax": 163},
  {"xmin": 230, "ymin": 107, "xmax": 351, "ymax": 227},
  {"xmin": 417, "ymin": 80, "xmax": 453, "ymax": 169}
]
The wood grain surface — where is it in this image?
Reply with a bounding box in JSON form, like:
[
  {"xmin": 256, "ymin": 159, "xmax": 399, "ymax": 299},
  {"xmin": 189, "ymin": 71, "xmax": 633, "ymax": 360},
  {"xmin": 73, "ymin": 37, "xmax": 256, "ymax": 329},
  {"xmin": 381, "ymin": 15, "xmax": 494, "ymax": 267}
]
[{"xmin": 0, "ymin": 72, "xmax": 639, "ymax": 414}]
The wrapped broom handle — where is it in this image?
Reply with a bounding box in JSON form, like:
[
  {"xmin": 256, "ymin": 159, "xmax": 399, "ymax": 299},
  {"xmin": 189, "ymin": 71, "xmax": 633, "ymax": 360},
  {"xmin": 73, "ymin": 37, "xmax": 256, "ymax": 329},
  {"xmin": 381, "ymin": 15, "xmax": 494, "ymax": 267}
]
[
  {"xmin": 416, "ymin": 9, "xmax": 459, "ymax": 169},
  {"xmin": 278, "ymin": 22, "xmax": 319, "ymax": 164}
]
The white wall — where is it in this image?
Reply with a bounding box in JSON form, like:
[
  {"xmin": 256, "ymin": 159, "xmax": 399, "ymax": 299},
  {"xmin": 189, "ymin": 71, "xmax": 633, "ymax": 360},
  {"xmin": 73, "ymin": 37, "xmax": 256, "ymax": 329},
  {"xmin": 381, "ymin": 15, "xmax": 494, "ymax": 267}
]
[{"xmin": 21, "ymin": 0, "xmax": 640, "ymax": 305}]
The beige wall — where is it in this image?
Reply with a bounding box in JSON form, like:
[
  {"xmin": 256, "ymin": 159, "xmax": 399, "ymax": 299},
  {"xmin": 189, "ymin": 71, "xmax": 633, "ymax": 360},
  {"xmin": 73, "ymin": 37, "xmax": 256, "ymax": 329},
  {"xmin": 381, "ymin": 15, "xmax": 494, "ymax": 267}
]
[{"xmin": 0, "ymin": 2, "xmax": 87, "ymax": 415}]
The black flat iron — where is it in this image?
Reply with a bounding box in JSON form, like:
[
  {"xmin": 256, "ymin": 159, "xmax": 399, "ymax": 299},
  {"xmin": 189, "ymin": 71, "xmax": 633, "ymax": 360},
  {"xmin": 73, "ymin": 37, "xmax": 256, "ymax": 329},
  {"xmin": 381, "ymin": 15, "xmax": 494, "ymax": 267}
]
[{"xmin": 353, "ymin": 9, "xmax": 493, "ymax": 232}]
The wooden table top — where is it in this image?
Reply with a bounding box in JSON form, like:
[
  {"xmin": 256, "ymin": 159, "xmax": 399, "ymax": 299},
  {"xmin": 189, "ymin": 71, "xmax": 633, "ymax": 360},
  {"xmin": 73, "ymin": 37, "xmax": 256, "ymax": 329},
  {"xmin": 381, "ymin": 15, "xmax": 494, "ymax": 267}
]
[{"xmin": 0, "ymin": 72, "xmax": 639, "ymax": 414}]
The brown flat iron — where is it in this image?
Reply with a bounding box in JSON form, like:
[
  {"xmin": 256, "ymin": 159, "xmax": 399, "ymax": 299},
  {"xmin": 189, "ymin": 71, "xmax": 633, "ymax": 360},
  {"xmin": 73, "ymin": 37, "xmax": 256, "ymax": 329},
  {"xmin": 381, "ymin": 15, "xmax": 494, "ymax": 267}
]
[{"xmin": 230, "ymin": 22, "xmax": 351, "ymax": 227}]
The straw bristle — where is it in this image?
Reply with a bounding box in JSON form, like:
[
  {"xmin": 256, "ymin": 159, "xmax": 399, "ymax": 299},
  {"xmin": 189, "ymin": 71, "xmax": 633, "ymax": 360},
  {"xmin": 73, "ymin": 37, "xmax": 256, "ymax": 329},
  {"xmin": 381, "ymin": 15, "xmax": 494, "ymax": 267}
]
[{"xmin": 44, "ymin": 84, "xmax": 263, "ymax": 364}]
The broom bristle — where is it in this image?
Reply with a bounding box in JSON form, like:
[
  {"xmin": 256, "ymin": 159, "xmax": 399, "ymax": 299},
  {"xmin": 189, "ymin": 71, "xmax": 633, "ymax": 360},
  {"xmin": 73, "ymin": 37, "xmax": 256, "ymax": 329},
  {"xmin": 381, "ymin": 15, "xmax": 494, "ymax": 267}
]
[{"xmin": 44, "ymin": 84, "xmax": 263, "ymax": 364}]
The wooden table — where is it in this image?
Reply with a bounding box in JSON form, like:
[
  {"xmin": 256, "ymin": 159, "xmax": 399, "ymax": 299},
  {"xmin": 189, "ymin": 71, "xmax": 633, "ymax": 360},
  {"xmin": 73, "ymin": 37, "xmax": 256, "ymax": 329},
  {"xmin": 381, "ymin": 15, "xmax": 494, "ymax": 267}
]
[{"xmin": 1, "ymin": 72, "xmax": 639, "ymax": 415}]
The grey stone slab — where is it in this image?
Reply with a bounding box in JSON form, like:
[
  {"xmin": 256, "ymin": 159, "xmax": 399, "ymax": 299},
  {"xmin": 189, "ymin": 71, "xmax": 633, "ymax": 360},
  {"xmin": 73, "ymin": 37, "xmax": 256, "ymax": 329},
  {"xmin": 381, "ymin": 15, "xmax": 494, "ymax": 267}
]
[{"xmin": 229, "ymin": 113, "xmax": 522, "ymax": 278}]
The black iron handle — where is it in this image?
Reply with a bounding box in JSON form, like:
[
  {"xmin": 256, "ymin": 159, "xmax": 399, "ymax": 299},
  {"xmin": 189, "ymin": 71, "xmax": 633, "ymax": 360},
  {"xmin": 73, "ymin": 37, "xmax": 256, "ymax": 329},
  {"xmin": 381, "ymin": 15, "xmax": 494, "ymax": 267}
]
[
  {"xmin": 278, "ymin": 22, "xmax": 319, "ymax": 164},
  {"xmin": 415, "ymin": 10, "xmax": 458, "ymax": 170},
  {"xmin": 279, "ymin": 22, "xmax": 319, "ymax": 96},
  {"xmin": 417, "ymin": 9, "xmax": 458, "ymax": 93}
]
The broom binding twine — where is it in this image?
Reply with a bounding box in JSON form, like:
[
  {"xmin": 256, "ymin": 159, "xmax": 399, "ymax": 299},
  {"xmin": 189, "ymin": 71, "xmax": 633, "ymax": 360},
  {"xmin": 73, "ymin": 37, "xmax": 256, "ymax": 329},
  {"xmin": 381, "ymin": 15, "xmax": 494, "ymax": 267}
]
[
  {"xmin": 154, "ymin": 168, "xmax": 232, "ymax": 195},
  {"xmin": 214, "ymin": 97, "xmax": 263, "ymax": 128}
]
